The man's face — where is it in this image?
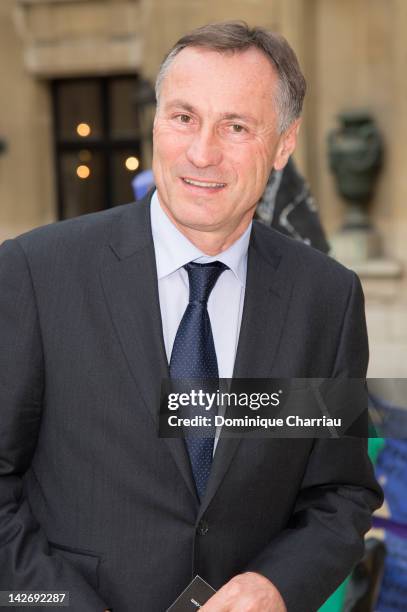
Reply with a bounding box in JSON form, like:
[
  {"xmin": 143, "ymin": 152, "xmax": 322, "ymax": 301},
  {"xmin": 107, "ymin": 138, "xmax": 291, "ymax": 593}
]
[{"xmin": 152, "ymin": 46, "xmax": 299, "ymax": 242}]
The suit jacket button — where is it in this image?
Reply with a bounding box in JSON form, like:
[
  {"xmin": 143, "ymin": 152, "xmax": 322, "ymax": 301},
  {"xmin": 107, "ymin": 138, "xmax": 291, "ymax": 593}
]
[{"xmin": 198, "ymin": 520, "xmax": 209, "ymax": 536}]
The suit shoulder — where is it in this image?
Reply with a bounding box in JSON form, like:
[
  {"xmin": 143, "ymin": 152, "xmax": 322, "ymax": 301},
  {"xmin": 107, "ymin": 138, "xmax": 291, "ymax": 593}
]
[
  {"xmin": 253, "ymin": 220, "xmax": 355, "ymax": 287},
  {"xmin": 12, "ymin": 203, "xmax": 136, "ymax": 260}
]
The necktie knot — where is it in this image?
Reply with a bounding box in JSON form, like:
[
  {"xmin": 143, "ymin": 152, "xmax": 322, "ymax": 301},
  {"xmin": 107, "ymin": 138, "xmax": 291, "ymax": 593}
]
[{"xmin": 184, "ymin": 261, "xmax": 228, "ymax": 305}]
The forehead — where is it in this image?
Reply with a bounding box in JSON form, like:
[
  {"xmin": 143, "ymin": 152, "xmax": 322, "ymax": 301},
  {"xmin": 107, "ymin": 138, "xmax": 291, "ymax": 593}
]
[{"xmin": 160, "ymin": 46, "xmax": 278, "ymax": 119}]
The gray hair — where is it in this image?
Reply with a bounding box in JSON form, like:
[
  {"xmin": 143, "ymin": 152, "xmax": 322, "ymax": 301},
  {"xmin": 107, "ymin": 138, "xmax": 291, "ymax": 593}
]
[{"xmin": 155, "ymin": 21, "xmax": 306, "ymax": 134}]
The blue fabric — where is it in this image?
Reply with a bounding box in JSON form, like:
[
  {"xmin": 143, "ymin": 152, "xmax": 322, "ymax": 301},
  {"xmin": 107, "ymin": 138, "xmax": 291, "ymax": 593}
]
[{"xmin": 170, "ymin": 261, "xmax": 227, "ymax": 500}]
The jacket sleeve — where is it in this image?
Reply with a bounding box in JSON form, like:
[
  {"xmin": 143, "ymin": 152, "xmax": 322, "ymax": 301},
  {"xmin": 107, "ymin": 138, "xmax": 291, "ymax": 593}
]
[
  {"xmin": 0, "ymin": 239, "xmax": 108, "ymax": 611},
  {"xmin": 245, "ymin": 272, "xmax": 383, "ymax": 612}
]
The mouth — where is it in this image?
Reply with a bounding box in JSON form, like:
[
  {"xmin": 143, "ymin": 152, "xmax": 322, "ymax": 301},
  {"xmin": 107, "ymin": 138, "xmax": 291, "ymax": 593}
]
[{"xmin": 181, "ymin": 177, "xmax": 227, "ymax": 191}]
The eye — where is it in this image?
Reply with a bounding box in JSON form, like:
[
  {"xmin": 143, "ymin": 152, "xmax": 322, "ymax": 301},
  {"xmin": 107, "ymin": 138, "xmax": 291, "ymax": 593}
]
[
  {"xmin": 176, "ymin": 114, "xmax": 191, "ymax": 123},
  {"xmin": 230, "ymin": 124, "xmax": 246, "ymax": 134}
]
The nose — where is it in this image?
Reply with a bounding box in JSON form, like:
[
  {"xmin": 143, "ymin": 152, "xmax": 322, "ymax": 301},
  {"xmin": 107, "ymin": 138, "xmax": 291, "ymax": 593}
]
[{"xmin": 185, "ymin": 126, "xmax": 222, "ymax": 168}]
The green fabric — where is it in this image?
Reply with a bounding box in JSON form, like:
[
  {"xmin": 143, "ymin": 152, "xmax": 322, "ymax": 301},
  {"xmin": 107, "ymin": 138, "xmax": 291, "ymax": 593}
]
[
  {"xmin": 317, "ymin": 438, "xmax": 385, "ymax": 611},
  {"xmin": 368, "ymin": 437, "xmax": 385, "ymax": 464},
  {"xmin": 319, "ymin": 578, "xmax": 349, "ymax": 612}
]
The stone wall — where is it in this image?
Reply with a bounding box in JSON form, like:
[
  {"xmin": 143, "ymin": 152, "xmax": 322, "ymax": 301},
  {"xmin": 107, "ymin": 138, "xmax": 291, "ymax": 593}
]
[{"xmin": 0, "ymin": 0, "xmax": 54, "ymax": 241}]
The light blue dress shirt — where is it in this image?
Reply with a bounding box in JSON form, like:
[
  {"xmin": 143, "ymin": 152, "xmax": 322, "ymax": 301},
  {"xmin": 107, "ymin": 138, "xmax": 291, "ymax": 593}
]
[{"xmin": 150, "ymin": 190, "xmax": 251, "ymax": 380}]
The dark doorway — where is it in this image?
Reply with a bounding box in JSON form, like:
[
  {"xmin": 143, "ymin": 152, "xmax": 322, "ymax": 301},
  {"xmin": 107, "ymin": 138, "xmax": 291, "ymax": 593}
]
[{"xmin": 52, "ymin": 76, "xmax": 147, "ymax": 220}]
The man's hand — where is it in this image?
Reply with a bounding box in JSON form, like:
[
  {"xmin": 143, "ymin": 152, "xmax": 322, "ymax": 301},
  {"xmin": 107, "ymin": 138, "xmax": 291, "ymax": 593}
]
[{"xmin": 200, "ymin": 572, "xmax": 287, "ymax": 611}]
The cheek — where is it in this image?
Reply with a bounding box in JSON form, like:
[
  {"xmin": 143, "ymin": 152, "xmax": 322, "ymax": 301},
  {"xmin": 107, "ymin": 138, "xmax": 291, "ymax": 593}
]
[
  {"xmin": 154, "ymin": 125, "xmax": 190, "ymax": 160},
  {"xmin": 231, "ymin": 148, "xmax": 269, "ymax": 186},
  {"xmin": 251, "ymin": 146, "xmax": 274, "ymax": 184}
]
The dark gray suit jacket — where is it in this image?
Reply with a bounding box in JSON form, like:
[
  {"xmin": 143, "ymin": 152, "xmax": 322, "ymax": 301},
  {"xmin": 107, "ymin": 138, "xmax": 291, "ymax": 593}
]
[{"xmin": 0, "ymin": 192, "xmax": 382, "ymax": 612}]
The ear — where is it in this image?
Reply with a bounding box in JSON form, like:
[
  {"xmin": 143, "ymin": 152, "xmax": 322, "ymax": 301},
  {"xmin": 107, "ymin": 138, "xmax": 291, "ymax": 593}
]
[{"xmin": 273, "ymin": 118, "xmax": 301, "ymax": 171}]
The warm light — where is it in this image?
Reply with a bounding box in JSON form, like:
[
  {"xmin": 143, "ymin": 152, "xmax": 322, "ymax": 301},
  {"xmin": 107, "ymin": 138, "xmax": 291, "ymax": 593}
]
[
  {"xmin": 125, "ymin": 156, "xmax": 140, "ymax": 171},
  {"xmin": 76, "ymin": 165, "xmax": 90, "ymax": 179},
  {"xmin": 77, "ymin": 123, "xmax": 91, "ymax": 137}
]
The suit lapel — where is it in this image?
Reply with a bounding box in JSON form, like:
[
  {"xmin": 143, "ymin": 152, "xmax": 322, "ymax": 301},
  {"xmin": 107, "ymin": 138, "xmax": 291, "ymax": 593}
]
[
  {"xmin": 198, "ymin": 222, "xmax": 294, "ymax": 519},
  {"xmin": 100, "ymin": 194, "xmax": 197, "ymax": 501},
  {"xmin": 233, "ymin": 222, "xmax": 293, "ymax": 379}
]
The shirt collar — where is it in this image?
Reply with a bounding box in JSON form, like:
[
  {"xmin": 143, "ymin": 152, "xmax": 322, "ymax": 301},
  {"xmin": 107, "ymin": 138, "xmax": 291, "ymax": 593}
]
[{"xmin": 150, "ymin": 190, "xmax": 251, "ymax": 286}]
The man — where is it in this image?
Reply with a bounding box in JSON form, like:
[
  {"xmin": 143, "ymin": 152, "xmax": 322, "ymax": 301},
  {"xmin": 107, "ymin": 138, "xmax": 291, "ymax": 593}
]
[{"xmin": 0, "ymin": 22, "xmax": 382, "ymax": 612}]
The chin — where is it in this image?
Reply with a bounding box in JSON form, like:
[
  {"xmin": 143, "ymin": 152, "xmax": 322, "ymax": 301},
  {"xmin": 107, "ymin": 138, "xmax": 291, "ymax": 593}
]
[
  {"xmin": 170, "ymin": 205, "xmax": 223, "ymax": 230},
  {"xmin": 176, "ymin": 213, "xmax": 222, "ymax": 232}
]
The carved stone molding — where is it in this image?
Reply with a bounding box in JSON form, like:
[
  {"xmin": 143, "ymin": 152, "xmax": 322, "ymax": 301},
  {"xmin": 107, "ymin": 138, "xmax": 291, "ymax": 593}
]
[{"xmin": 14, "ymin": 0, "xmax": 142, "ymax": 77}]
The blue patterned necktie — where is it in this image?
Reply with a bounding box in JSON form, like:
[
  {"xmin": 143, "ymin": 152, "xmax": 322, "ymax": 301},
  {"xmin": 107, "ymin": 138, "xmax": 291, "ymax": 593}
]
[{"xmin": 169, "ymin": 261, "xmax": 228, "ymax": 500}]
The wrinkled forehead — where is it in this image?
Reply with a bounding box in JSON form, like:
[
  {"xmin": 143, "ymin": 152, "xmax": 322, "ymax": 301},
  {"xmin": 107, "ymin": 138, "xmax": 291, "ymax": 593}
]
[{"xmin": 160, "ymin": 46, "xmax": 279, "ymax": 120}]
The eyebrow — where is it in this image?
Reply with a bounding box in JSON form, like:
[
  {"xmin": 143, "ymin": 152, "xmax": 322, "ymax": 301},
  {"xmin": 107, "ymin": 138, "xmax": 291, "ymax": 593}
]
[
  {"xmin": 219, "ymin": 112, "xmax": 258, "ymax": 125},
  {"xmin": 164, "ymin": 100, "xmax": 197, "ymax": 114},
  {"xmin": 164, "ymin": 100, "xmax": 258, "ymax": 125}
]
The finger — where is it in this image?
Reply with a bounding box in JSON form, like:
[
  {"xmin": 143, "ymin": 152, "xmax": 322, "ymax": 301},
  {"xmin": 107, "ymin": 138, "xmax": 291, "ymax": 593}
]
[{"xmin": 200, "ymin": 586, "xmax": 233, "ymax": 611}]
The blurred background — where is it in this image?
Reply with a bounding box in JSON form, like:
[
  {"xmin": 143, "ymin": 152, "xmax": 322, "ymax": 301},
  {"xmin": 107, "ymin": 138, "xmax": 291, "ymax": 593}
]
[{"xmin": 0, "ymin": 1, "xmax": 406, "ymax": 609}]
